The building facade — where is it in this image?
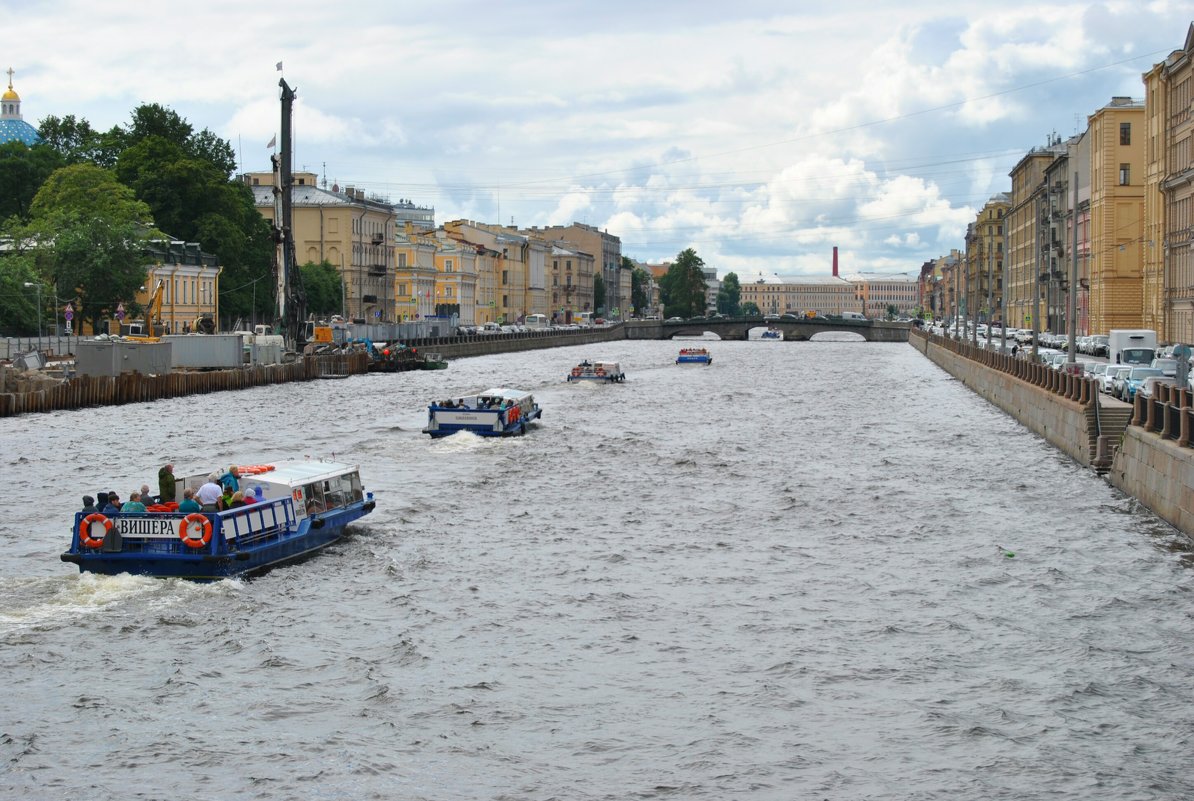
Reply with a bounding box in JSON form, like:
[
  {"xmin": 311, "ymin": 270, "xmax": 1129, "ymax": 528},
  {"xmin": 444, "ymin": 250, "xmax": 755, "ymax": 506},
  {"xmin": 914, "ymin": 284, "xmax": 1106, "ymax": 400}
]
[
  {"xmin": 1148, "ymin": 25, "xmax": 1194, "ymax": 343},
  {"xmin": 1087, "ymin": 97, "xmax": 1147, "ymax": 333}
]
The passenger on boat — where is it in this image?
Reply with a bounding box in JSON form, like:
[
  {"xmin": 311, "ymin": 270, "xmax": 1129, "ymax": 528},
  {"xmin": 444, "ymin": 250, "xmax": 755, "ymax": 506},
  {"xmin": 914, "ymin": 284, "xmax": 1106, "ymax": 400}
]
[
  {"xmin": 218, "ymin": 485, "xmax": 234, "ymax": 511},
  {"xmin": 177, "ymin": 488, "xmax": 202, "ymax": 514},
  {"xmin": 158, "ymin": 464, "xmax": 175, "ymax": 503},
  {"xmin": 81, "ymin": 495, "xmax": 98, "ymax": 514},
  {"xmin": 140, "ymin": 484, "xmax": 154, "ymax": 505},
  {"xmin": 121, "ymin": 492, "xmax": 147, "ymax": 515},
  {"xmin": 228, "ymin": 491, "xmax": 246, "ymax": 509},
  {"xmin": 219, "ymin": 465, "xmax": 241, "ymax": 492},
  {"xmin": 442, "ymin": 399, "xmax": 455, "ymax": 407},
  {"xmin": 102, "ymin": 493, "xmax": 121, "ymax": 515},
  {"xmin": 197, "ymin": 474, "xmax": 223, "ymax": 511}
]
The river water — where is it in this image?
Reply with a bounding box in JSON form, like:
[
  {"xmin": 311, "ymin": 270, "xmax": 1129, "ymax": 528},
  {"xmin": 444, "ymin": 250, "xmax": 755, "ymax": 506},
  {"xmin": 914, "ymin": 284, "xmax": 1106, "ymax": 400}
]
[{"xmin": 2, "ymin": 337, "xmax": 1192, "ymax": 800}]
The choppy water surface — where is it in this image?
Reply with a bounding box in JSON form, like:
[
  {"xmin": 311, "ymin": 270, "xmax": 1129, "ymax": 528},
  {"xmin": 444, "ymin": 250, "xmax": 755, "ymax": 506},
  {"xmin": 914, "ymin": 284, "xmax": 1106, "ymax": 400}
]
[{"xmin": 2, "ymin": 338, "xmax": 1193, "ymax": 800}]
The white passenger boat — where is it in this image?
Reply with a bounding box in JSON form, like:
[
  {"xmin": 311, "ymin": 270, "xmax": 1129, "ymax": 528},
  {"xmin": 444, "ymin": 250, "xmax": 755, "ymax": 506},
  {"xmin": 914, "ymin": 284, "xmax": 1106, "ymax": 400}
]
[
  {"xmin": 566, "ymin": 359, "xmax": 625, "ymax": 383},
  {"xmin": 423, "ymin": 388, "xmax": 542, "ymax": 437}
]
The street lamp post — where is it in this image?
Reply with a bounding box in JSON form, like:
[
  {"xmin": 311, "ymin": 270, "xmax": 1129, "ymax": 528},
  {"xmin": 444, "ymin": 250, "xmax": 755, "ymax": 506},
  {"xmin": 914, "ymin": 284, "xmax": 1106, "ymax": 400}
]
[{"xmin": 23, "ymin": 282, "xmax": 42, "ymax": 354}]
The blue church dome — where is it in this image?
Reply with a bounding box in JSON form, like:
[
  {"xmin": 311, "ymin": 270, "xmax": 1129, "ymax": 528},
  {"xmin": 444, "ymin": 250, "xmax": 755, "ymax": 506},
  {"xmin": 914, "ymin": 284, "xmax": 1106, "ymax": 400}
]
[{"xmin": 0, "ymin": 68, "xmax": 41, "ymax": 147}]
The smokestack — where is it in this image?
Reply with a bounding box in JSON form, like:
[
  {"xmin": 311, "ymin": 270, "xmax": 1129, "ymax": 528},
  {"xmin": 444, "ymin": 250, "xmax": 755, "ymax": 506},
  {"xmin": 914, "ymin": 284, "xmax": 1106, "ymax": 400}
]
[{"xmin": 832, "ymin": 246, "xmax": 839, "ymax": 277}]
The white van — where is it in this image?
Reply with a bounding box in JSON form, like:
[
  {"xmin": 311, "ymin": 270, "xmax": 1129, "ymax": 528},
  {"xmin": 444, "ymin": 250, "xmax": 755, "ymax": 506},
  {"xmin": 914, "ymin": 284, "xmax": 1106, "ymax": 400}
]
[
  {"xmin": 575, "ymin": 312, "xmax": 594, "ymax": 327},
  {"xmin": 840, "ymin": 311, "xmax": 866, "ymax": 321},
  {"xmin": 524, "ymin": 314, "xmax": 549, "ymax": 329}
]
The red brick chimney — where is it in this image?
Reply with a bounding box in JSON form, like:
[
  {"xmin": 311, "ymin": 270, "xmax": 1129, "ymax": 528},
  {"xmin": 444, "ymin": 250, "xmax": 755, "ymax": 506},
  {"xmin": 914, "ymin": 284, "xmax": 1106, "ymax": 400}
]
[{"xmin": 832, "ymin": 246, "xmax": 838, "ymax": 277}]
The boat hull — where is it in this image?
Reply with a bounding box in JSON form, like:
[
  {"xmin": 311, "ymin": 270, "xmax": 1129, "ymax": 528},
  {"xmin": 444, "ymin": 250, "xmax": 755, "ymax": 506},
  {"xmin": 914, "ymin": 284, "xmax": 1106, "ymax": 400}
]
[{"xmin": 62, "ymin": 501, "xmax": 374, "ymax": 581}]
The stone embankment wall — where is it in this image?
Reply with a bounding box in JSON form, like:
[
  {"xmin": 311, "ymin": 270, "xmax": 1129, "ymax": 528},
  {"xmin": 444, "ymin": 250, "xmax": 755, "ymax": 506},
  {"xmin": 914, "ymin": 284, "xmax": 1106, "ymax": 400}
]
[
  {"xmin": 909, "ymin": 330, "xmax": 1100, "ymax": 468},
  {"xmin": 406, "ymin": 325, "xmax": 621, "ymax": 358},
  {"xmin": 911, "ymin": 329, "xmax": 1194, "ymax": 540},
  {"xmin": 1109, "ymin": 385, "xmax": 1194, "ymax": 537}
]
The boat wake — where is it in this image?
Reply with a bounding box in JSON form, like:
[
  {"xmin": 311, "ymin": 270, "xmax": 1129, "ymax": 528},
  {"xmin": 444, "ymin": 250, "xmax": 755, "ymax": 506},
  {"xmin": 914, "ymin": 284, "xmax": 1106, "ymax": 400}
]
[{"xmin": 0, "ymin": 573, "xmax": 239, "ymax": 637}]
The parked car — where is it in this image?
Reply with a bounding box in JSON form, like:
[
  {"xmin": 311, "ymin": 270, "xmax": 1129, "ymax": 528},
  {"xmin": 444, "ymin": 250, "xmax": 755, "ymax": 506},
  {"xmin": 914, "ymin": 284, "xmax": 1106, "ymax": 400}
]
[
  {"xmin": 1121, "ymin": 367, "xmax": 1164, "ymax": 402},
  {"xmin": 1089, "ymin": 335, "xmax": 1109, "ymax": 357},
  {"xmin": 1150, "ymin": 357, "xmax": 1178, "ymax": 378},
  {"xmin": 666, "ymin": 316, "xmax": 684, "ymax": 322},
  {"xmin": 1102, "ymin": 365, "xmax": 1132, "ymax": 395},
  {"xmin": 1138, "ymin": 375, "xmax": 1178, "ymax": 402}
]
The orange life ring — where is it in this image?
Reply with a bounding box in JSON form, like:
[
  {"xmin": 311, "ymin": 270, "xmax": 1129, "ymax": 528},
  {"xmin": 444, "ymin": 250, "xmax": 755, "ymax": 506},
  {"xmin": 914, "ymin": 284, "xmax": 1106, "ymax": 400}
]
[
  {"xmin": 79, "ymin": 513, "xmax": 112, "ymax": 549},
  {"xmin": 595, "ymin": 368, "xmax": 606, "ymax": 376},
  {"xmin": 178, "ymin": 513, "xmax": 212, "ymax": 549},
  {"xmin": 571, "ymin": 367, "xmax": 581, "ymax": 376}
]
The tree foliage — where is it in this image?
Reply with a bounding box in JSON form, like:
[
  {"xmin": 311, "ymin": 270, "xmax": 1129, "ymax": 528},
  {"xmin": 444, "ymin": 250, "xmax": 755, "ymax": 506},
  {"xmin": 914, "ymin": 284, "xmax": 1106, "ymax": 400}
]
[
  {"xmin": 717, "ymin": 272, "xmax": 741, "ymax": 316},
  {"xmin": 37, "ymin": 114, "xmax": 123, "ymax": 168},
  {"xmin": 301, "ymin": 261, "xmax": 343, "ymax": 317},
  {"xmin": 626, "ymin": 257, "xmax": 651, "ymax": 316},
  {"xmin": 30, "ymin": 163, "xmax": 153, "ymax": 225},
  {"xmin": 0, "ymin": 142, "xmax": 63, "ymax": 223},
  {"xmin": 23, "ymin": 165, "xmax": 156, "ymax": 334},
  {"xmin": 741, "ymin": 300, "xmax": 760, "ymax": 316},
  {"xmin": 0, "ymin": 252, "xmax": 43, "ymax": 335},
  {"xmin": 660, "ymin": 248, "xmax": 707, "ymax": 318}
]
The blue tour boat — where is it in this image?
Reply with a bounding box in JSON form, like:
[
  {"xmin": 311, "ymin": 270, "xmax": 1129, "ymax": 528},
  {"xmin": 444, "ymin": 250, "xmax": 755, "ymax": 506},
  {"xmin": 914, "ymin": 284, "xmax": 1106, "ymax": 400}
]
[
  {"xmin": 423, "ymin": 388, "xmax": 542, "ymax": 438},
  {"xmin": 676, "ymin": 347, "xmax": 713, "ymax": 365},
  {"xmin": 61, "ymin": 460, "xmax": 375, "ymax": 580}
]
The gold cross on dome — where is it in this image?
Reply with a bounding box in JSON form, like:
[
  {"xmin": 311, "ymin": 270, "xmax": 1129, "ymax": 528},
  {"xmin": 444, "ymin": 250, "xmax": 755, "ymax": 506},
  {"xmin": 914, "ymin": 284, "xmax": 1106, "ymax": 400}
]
[{"xmin": 6, "ymin": 67, "xmax": 13, "ymax": 88}]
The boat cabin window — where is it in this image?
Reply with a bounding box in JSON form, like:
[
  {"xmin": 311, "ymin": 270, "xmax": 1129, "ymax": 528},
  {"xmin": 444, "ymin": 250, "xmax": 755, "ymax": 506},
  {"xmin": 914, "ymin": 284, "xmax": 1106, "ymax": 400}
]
[{"xmin": 301, "ymin": 483, "xmax": 326, "ymax": 514}]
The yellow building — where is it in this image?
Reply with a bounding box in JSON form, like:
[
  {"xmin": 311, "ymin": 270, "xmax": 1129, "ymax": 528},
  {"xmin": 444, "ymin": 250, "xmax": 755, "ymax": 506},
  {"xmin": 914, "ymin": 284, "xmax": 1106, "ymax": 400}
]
[
  {"xmin": 1145, "ymin": 25, "xmax": 1194, "ymax": 343},
  {"xmin": 247, "ymin": 171, "xmax": 434, "ymax": 323},
  {"xmin": 1087, "ymin": 97, "xmax": 1146, "ymax": 333},
  {"xmin": 137, "ymin": 241, "xmax": 223, "ymax": 334},
  {"xmin": 843, "ymin": 272, "xmax": 921, "ymax": 318},
  {"xmin": 443, "ymin": 221, "xmax": 547, "ymax": 324},
  {"xmin": 393, "ymin": 224, "xmax": 440, "ymax": 323},
  {"xmin": 961, "ymin": 194, "xmax": 1010, "ymax": 325},
  {"xmin": 739, "ymin": 275, "xmax": 857, "ymax": 316}
]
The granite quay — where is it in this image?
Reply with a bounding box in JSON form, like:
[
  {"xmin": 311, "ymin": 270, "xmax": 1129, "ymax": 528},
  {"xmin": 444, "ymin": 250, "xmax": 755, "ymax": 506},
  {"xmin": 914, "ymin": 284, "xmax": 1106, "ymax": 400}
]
[{"xmin": 910, "ymin": 327, "xmax": 1194, "ymax": 540}]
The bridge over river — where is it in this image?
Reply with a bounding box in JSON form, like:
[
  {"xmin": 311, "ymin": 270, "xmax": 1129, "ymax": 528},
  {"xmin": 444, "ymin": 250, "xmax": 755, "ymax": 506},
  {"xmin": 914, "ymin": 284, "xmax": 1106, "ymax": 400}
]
[{"xmin": 623, "ymin": 316, "xmax": 913, "ymax": 342}]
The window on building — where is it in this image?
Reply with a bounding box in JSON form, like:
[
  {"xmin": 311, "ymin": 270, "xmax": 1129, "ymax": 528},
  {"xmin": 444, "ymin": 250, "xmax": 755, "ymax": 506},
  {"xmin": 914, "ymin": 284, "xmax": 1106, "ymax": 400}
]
[
  {"xmin": 1119, "ymin": 163, "xmax": 1131, "ymax": 185},
  {"xmin": 445, "ymin": 259, "xmax": 453, "ymax": 272},
  {"xmin": 398, "ymin": 253, "xmax": 407, "ymax": 268},
  {"xmin": 502, "ymin": 270, "xmax": 509, "ymax": 285},
  {"xmin": 398, "ymin": 284, "xmax": 407, "ymax": 297},
  {"xmin": 1120, "ymin": 122, "xmax": 1131, "ymax": 146},
  {"xmin": 502, "ymin": 294, "xmax": 508, "ymax": 307},
  {"xmin": 445, "ymin": 286, "xmax": 453, "ymax": 298}
]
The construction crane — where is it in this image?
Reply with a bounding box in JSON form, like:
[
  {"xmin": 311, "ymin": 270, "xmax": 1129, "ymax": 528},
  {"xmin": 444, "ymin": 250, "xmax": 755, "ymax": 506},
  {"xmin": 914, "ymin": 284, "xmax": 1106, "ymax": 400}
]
[
  {"xmin": 122, "ymin": 279, "xmax": 166, "ymax": 341},
  {"xmin": 271, "ymin": 77, "xmax": 307, "ymax": 350}
]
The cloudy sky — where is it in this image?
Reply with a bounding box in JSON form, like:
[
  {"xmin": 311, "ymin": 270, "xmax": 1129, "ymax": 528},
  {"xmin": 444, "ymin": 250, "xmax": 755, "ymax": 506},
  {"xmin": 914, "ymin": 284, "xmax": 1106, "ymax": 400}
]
[{"xmin": 5, "ymin": 1, "xmax": 1191, "ymax": 278}]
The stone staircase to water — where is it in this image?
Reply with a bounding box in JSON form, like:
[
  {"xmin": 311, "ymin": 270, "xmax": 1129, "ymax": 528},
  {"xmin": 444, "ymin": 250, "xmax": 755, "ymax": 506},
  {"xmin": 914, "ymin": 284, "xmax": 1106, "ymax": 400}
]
[{"xmin": 1087, "ymin": 399, "xmax": 1133, "ymax": 474}]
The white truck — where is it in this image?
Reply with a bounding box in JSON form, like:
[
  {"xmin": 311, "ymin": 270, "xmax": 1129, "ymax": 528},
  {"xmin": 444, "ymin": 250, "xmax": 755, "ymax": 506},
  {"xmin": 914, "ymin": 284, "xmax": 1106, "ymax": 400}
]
[{"xmin": 1108, "ymin": 329, "xmax": 1158, "ymax": 366}]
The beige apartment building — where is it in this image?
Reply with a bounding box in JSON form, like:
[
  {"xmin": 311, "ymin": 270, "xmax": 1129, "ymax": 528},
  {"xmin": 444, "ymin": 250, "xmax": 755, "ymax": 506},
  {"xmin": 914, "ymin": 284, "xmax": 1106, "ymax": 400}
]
[
  {"xmin": 739, "ymin": 275, "xmax": 858, "ymax": 316},
  {"xmin": 130, "ymin": 240, "xmax": 222, "ymax": 335},
  {"xmin": 962, "ymin": 194, "xmax": 1010, "ymax": 325},
  {"xmin": 394, "ymin": 225, "xmax": 443, "ymax": 323},
  {"xmin": 1087, "ymin": 98, "xmax": 1146, "ymax": 333},
  {"xmin": 1007, "ymin": 141, "xmax": 1066, "ymax": 332},
  {"xmin": 1145, "ymin": 25, "xmax": 1194, "ymax": 343},
  {"xmin": 247, "ymin": 171, "xmax": 437, "ymax": 323},
  {"xmin": 547, "ymin": 243, "xmax": 595, "ymax": 322},
  {"xmin": 524, "ymin": 223, "xmax": 625, "ymax": 317},
  {"xmin": 443, "ymin": 221, "xmax": 547, "ymax": 324},
  {"xmin": 844, "ymin": 272, "xmax": 921, "ymax": 318}
]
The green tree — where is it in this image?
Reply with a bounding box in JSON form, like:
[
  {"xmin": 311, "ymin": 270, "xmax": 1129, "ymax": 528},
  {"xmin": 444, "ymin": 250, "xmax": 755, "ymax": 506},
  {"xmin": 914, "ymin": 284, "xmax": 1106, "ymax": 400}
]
[
  {"xmin": 0, "ymin": 252, "xmax": 43, "ymax": 335},
  {"xmin": 0, "ymin": 141, "xmax": 63, "ymax": 223},
  {"xmin": 24, "ymin": 164, "xmax": 156, "ymax": 334},
  {"xmin": 741, "ymin": 301, "xmax": 760, "ymax": 316},
  {"xmin": 717, "ymin": 272, "xmax": 742, "ymax": 315},
  {"xmin": 30, "ymin": 163, "xmax": 153, "ymax": 225},
  {"xmin": 37, "ymin": 114, "xmax": 123, "ymax": 167},
  {"xmin": 301, "ymin": 260, "xmax": 343, "ymax": 317},
  {"xmin": 660, "ymin": 248, "xmax": 707, "ymax": 318},
  {"xmin": 626, "ymin": 257, "xmax": 651, "ymax": 316},
  {"xmin": 886, "ymin": 303, "xmax": 899, "ymax": 320}
]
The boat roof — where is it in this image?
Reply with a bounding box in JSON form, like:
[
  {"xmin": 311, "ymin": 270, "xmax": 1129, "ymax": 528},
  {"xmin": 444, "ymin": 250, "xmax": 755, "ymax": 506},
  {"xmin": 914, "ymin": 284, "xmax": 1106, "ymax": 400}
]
[
  {"xmin": 478, "ymin": 387, "xmax": 533, "ymax": 400},
  {"xmin": 244, "ymin": 460, "xmax": 359, "ymax": 486}
]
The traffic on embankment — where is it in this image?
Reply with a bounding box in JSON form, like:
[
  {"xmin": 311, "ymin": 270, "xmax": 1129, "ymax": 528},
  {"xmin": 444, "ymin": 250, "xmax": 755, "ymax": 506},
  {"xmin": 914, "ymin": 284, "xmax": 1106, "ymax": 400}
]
[{"xmin": 911, "ymin": 327, "xmax": 1194, "ymax": 540}]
